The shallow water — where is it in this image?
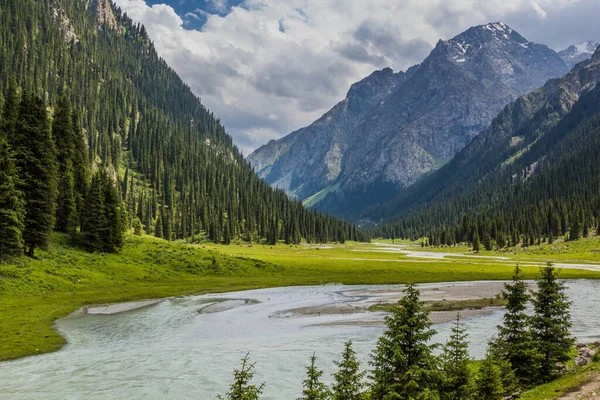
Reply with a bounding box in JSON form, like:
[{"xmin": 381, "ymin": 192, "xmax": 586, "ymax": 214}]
[{"xmin": 1, "ymin": 280, "xmax": 599, "ymax": 399}]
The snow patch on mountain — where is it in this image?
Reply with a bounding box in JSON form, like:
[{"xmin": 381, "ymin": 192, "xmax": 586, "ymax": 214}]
[{"xmin": 559, "ymin": 41, "xmax": 599, "ymax": 69}]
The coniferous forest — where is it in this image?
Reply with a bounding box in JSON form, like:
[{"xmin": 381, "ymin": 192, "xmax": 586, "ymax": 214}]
[
  {"xmin": 0, "ymin": 0, "xmax": 365, "ymax": 260},
  {"xmin": 370, "ymin": 54, "xmax": 600, "ymax": 250}
]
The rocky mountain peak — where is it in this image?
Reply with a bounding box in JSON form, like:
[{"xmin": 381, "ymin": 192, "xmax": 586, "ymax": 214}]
[
  {"xmin": 439, "ymin": 22, "xmax": 528, "ymax": 63},
  {"xmin": 458, "ymin": 22, "xmax": 523, "ymax": 44},
  {"xmin": 559, "ymin": 41, "xmax": 599, "ymax": 68},
  {"xmin": 561, "ymin": 41, "xmax": 600, "ymax": 57}
]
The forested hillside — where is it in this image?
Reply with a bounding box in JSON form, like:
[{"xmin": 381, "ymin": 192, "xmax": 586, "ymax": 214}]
[
  {"xmin": 370, "ymin": 47, "xmax": 600, "ymax": 249},
  {"xmin": 0, "ymin": 0, "xmax": 364, "ymax": 258}
]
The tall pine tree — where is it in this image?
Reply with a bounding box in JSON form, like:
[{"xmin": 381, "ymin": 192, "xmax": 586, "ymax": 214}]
[
  {"xmin": 440, "ymin": 314, "xmax": 475, "ymax": 400},
  {"xmin": 531, "ymin": 263, "xmax": 574, "ymax": 381},
  {"xmin": 1, "ymin": 78, "xmax": 19, "ymax": 140},
  {"xmin": 71, "ymin": 109, "xmax": 90, "ymax": 219},
  {"xmin": 81, "ymin": 169, "xmax": 126, "ymax": 253},
  {"xmin": 331, "ymin": 340, "xmax": 365, "ymax": 400},
  {"xmin": 52, "ymin": 95, "xmax": 78, "ymax": 233},
  {"xmin": 0, "ymin": 137, "xmax": 25, "ymax": 260},
  {"xmin": 81, "ymin": 170, "xmax": 109, "ymax": 252},
  {"xmin": 217, "ymin": 354, "xmax": 265, "ymax": 400},
  {"xmin": 493, "ymin": 265, "xmax": 540, "ymax": 386},
  {"xmin": 475, "ymin": 350, "xmax": 504, "ymax": 400},
  {"xmin": 13, "ymin": 93, "xmax": 58, "ymax": 257},
  {"xmin": 370, "ymin": 284, "xmax": 441, "ymax": 400},
  {"xmin": 298, "ymin": 353, "xmax": 330, "ymax": 400}
]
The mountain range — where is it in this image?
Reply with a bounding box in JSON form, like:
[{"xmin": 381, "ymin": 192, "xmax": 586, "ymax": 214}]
[
  {"xmin": 371, "ymin": 44, "xmax": 600, "ymax": 245},
  {"xmin": 248, "ymin": 23, "xmax": 596, "ymax": 220}
]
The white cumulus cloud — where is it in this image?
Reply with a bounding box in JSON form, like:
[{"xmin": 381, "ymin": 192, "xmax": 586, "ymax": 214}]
[{"xmin": 114, "ymin": 0, "xmax": 600, "ymax": 155}]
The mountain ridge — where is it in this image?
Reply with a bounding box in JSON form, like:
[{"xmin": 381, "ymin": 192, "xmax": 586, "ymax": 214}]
[
  {"xmin": 369, "ymin": 43, "xmax": 600, "ymax": 243},
  {"xmin": 248, "ymin": 22, "xmax": 569, "ymax": 219}
]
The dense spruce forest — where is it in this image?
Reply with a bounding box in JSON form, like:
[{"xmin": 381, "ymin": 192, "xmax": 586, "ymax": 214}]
[
  {"xmin": 370, "ymin": 49, "xmax": 600, "ymax": 250},
  {"xmin": 0, "ymin": 0, "xmax": 365, "ymax": 260}
]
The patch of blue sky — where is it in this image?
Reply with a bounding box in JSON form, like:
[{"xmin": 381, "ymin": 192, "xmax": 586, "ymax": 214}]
[{"xmin": 144, "ymin": 0, "xmax": 245, "ymax": 30}]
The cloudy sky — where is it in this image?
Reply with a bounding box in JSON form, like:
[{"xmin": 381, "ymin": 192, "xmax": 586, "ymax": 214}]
[{"xmin": 113, "ymin": 0, "xmax": 600, "ymax": 155}]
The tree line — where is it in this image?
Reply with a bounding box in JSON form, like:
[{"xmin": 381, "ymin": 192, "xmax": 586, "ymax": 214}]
[
  {"xmin": 219, "ymin": 264, "xmax": 574, "ymax": 399},
  {"xmin": 0, "ymin": 0, "xmax": 366, "ymax": 262}
]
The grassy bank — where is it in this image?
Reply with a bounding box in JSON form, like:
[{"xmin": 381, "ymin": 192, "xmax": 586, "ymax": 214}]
[
  {"xmin": 521, "ymin": 360, "xmax": 600, "ymax": 399},
  {"xmin": 2, "ymin": 234, "xmax": 600, "ymax": 361},
  {"xmin": 0, "ymin": 233, "xmax": 289, "ymax": 361}
]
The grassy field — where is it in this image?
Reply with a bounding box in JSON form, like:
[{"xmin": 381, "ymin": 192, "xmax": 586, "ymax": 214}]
[
  {"xmin": 207, "ymin": 238, "xmax": 600, "ymax": 282},
  {"xmin": 2, "ymin": 233, "xmax": 600, "ymax": 362},
  {"xmin": 378, "ymin": 235, "xmax": 600, "ymax": 263},
  {"xmin": 520, "ymin": 360, "xmax": 600, "ymax": 399}
]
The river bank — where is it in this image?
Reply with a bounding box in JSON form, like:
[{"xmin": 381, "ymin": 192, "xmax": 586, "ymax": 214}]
[
  {"xmin": 2, "ymin": 232, "xmax": 600, "ymax": 362},
  {"xmin": 2, "ymin": 280, "xmax": 600, "ymax": 399}
]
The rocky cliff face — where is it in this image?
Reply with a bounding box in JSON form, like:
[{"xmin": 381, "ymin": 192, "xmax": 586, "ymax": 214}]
[
  {"xmin": 248, "ymin": 67, "xmax": 409, "ymax": 201},
  {"xmin": 559, "ymin": 41, "xmax": 599, "ymax": 69},
  {"xmin": 248, "ymin": 22, "xmax": 569, "ymax": 218},
  {"xmin": 91, "ymin": 0, "xmax": 117, "ymax": 31}
]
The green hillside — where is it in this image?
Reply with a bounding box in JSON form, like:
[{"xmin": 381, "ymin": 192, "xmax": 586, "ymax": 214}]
[{"xmin": 0, "ymin": 0, "xmax": 364, "ymax": 251}]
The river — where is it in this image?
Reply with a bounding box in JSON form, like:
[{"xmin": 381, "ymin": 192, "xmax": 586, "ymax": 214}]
[{"xmin": 1, "ymin": 280, "xmax": 599, "ymax": 399}]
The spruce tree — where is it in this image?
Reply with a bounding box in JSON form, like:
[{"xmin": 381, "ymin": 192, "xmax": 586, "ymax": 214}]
[
  {"xmin": 0, "ymin": 137, "xmax": 25, "ymax": 260},
  {"xmin": 52, "ymin": 95, "xmax": 78, "ymax": 233},
  {"xmin": 474, "ymin": 350, "xmax": 504, "ymax": 400},
  {"xmin": 55, "ymin": 159, "xmax": 78, "ymax": 233},
  {"xmin": 482, "ymin": 231, "xmax": 493, "ymax": 251},
  {"xmin": 81, "ymin": 169, "xmax": 126, "ymax": 253},
  {"xmin": 218, "ymin": 354, "xmax": 265, "ymax": 400},
  {"xmin": 267, "ymin": 218, "xmax": 278, "ymax": 245},
  {"xmin": 493, "ymin": 265, "xmax": 539, "ymax": 386},
  {"xmin": 331, "ymin": 340, "xmax": 365, "ymax": 400},
  {"xmin": 471, "ymin": 229, "xmax": 480, "ymax": 252},
  {"xmin": 103, "ymin": 171, "xmax": 126, "ymax": 251},
  {"xmin": 145, "ymin": 212, "xmax": 153, "ymax": 235},
  {"xmin": 370, "ymin": 284, "xmax": 441, "ymax": 400},
  {"xmin": 71, "ymin": 109, "xmax": 89, "ymax": 216},
  {"xmin": 298, "ymin": 353, "xmax": 330, "ymax": 400},
  {"xmin": 13, "ymin": 94, "xmax": 58, "ymax": 257},
  {"xmin": 569, "ymin": 218, "xmax": 581, "ymax": 241},
  {"xmin": 440, "ymin": 314, "xmax": 474, "ymax": 400},
  {"xmin": 81, "ymin": 171, "xmax": 109, "ymax": 252},
  {"xmin": 155, "ymin": 213, "xmax": 163, "ymax": 238},
  {"xmin": 133, "ymin": 217, "xmax": 143, "ymax": 236},
  {"xmin": 531, "ymin": 263, "xmax": 574, "ymax": 381},
  {"xmin": 2, "ymin": 78, "xmax": 19, "ymax": 140}
]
